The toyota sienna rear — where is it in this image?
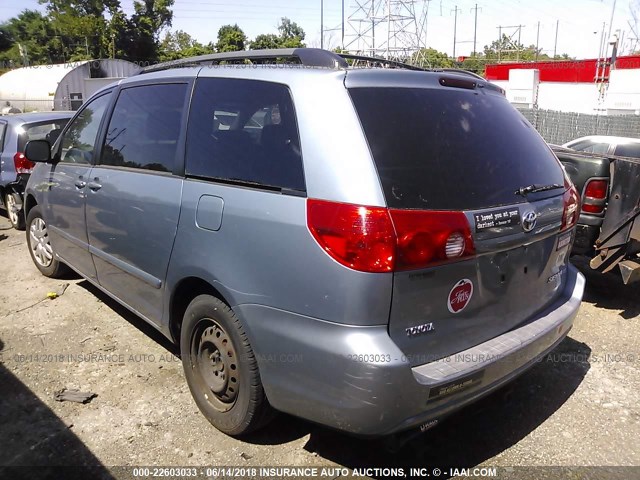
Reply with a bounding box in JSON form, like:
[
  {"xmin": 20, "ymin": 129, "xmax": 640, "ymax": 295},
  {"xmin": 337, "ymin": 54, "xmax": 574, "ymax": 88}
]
[{"xmin": 23, "ymin": 49, "xmax": 585, "ymax": 437}]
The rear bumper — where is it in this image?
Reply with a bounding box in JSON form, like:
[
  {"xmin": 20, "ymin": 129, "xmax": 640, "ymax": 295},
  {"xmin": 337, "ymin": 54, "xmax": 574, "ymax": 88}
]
[
  {"xmin": 237, "ymin": 265, "xmax": 585, "ymax": 437},
  {"xmin": 573, "ymin": 216, "xmax": 603, "ymax": 255}
]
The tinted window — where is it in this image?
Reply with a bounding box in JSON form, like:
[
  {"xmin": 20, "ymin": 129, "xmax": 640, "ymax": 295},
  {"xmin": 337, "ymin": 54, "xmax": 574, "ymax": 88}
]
[
  {"xmin": 569, "ymin": 140, "xmax": 610, "ymax": 154},
  {"xmin": 0, "ymin": 122, "xmax": 6, "ymax": 153},
  {"xmin": 59, "ymin": 93, "xmax": 111, "ymax": 165},
  {"xmin": 17, "ymin": 119, "xmax": 70, "ymax": 152},
  {"xmin": 186, "ymin": 78, "xmax": 305, "ymax": 192},
  {"xmin": 614, "ymin": 143, "xmax": 640, "ymax": 158},
  {"xmin": 349, "ymin": 88, "xmax": 565, "ymax": 210},
  {"xmin": 101, "ymin": 84, "xmax": 187, "ymax": 173}
]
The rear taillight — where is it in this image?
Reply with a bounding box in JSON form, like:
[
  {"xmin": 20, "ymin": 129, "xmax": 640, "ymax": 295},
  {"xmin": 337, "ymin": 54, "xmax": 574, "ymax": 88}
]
[
  {"xmin": 14, "ymin": 152, "xmax": 35, "ymax": 174},
  {"xmin": 561, "ymin": 179, "xmax": 580, "ymax": 231},
  {"xmin": 582, "ymin": 179, "xmax": 608, "ymax": 214},
  {"xmin": 306, "ymin": 199, "xmax": 475, "ymax": 273},
  {"xmin": 389, "ymin": 209, "xmax": 475, "ymax": 271},
  {"xmin": 306, "ymin": 199, "xmax": 396, "ymax": 273}
]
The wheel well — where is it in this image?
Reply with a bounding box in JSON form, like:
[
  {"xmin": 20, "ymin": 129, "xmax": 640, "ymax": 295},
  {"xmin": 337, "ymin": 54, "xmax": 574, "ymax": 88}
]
[
  {"xmin": 24, "ymin": 194, "xmax": 37, "ymax": 217},
  {"xmin": 170, "ymin": 277, "xmax": 228, "ymax": 347}
]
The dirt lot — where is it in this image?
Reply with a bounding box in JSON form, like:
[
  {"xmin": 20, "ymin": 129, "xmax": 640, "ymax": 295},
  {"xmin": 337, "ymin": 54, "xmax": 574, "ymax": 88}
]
[{"xmin": 0, "ymin": 213, "xmax": 638, "ymax": 478}]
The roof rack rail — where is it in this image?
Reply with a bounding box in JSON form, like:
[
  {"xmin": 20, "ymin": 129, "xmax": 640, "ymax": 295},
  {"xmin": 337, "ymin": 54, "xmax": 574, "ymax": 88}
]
[
  {"xmin": 139, "ymin": 47, "xmax": 486, "ymax": 80},
  {"xmin": 337, "ymin": 53, "xmax": 426, "ymax": 71},
  {"xmin": 337, "ymin": 53, "xmax": 484, "ymax": 79},
  {"xmin": 141, "ymin": 48, "xmax": 349, "ymax": 74}
]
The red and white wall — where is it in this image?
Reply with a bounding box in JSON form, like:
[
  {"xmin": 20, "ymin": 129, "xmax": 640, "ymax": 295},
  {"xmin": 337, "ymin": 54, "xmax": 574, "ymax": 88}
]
[{"xmin": 484, "ymin": 55, "xmax": 640, "ymax": 115}]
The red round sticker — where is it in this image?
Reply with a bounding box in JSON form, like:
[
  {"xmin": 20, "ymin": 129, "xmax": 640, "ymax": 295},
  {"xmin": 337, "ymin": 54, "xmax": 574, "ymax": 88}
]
[{"xmin": 448, "ymin": 279, "xmax": 473, "ymax": 314}]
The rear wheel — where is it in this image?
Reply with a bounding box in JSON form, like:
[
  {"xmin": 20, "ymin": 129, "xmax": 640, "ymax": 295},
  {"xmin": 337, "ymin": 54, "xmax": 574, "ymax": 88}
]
[
  {"xmin": 26, "ymin": 205, "xmax": 67, "ymax": 278},
  {"xmin": 180, "ymin": 295, "xmax": 273, "ymax": 436},
  {"xmin": 5, "ymin": 190, "xmax": 25, "ymax": 230}
]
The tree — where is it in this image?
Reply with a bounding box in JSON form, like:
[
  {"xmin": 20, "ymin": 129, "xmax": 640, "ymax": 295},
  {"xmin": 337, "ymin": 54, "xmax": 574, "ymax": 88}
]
[
  {"xmin": 277, "ymin": 17, "xmax": 305, "ymax": 48},
  {"xmin": 40, "ymin": 0, "xmax": 125, "ymax": 60},
  {"xmin": 0, "ymin": 25, "xmax": 13, "ymax": 52},
  {"xmin": 0, "ymin": 10, "xmax": 65, "ymax": 65},
  {"xmin": 37, "ymin": 0, "xmax": 174, "ymax": 62},
  {"xmin": 250, "ymin": 18, "xmax": 305, "ymax": 50},
  {"xmin": 459, "ymin": 55, "xmax": 487, "ymax": 75},
  {"xmin": 250, "ymin": 34, "xmax": 281, "ymax": 50},
  {"xmin": 128, "ymin": 0, "xmax": 175, "ymax": 62},
  {"xmin": 159, "ymin": 30, "xmax": 209, "ymax": 61},
  {"xmin": 215, "ymin": 24, "xmax": 247, "ymax": 52},
  {"xmin": 411, "ymin": 48, "xmax": 454, "ymax": 68},
  {"xmin": 482, "ymin": 34, "xmax": 573, "ymax": 63}
]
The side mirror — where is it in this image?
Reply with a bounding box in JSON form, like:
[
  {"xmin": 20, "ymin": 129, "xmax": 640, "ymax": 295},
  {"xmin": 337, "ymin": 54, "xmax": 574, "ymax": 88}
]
[{"xmin": 25, "ymin": 140, "xmax": 53, "ymax": 163}]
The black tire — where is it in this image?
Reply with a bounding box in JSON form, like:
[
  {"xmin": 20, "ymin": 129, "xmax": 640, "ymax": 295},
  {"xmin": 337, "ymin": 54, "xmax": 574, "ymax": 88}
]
[
  {"xmin": 25, "ymin": 205, "xmax": 68, "ymax": 278},
  {"xmin": 180, "ymin": 294, "xmax": 273, "ymax": 436},
  {"xmin": 4, "ymin": 190, "xmax": 25, "ymax": 230}
]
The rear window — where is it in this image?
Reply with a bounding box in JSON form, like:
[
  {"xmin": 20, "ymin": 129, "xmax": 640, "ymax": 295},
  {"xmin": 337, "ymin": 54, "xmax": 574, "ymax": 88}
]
[
  {"xmin": 349, "ymin": 87, "xmax": 565, "ymax": 210},
  {"xmin": 17, "ymin": 119, "xmax": 70, "ymax": 152},
  {"xmin": 614, "ymin": 143, "xmax": 640, "ymax": 158}
]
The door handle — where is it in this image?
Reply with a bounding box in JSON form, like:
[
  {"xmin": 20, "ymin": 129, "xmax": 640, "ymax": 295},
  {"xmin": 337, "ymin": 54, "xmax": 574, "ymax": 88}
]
[{"xmin": 87, "ymin": 179, "xmax": 102, "ymax": 191}]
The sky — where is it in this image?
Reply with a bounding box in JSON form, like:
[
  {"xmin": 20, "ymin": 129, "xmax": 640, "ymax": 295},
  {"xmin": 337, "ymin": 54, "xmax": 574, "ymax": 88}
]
[{"xmin": 1, "ymin": 0, "xmax": 638, "ymax": 60}]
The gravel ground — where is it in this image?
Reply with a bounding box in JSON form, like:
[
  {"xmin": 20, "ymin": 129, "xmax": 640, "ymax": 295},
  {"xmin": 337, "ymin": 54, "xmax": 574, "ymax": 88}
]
[{"xmin": 0, "ymin": 214, "xmax": 638, "ymax": 479}]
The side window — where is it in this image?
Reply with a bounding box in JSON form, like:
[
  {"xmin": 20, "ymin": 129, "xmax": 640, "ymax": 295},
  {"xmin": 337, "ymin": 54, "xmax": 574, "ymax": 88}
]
[
  {"xmin": 101, "ymin": 83, "xmax": 187, "ymax": 173},
  {"xmin": 614, "ymin": 143, "xmax": 640, "ymax": 159},
  {"xmin": 186, "ymin": 78, "xmax": 305, "ymax": 192},
  {"xmin": 59, "ymin": 93, "xmax": 111, "ymax": 165},
  {"xmin": 0, "ymin": 122, "xmax": 6, "ymax": 153},
  {"xmin": 17, "ymin": 120, "xmax": 70, "ymax": 152},
  {"xmin": 570, "ymin": 140, "xmax": 609, "ymax": 155}
]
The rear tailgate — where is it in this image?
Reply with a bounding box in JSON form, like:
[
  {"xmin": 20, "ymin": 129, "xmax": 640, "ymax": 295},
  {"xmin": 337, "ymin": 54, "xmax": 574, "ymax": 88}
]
[
  {"xmin": 390, "ymin": 197, "xmax": 571, "ymax": 365},
  {"xmin": 348, "ymin": 76, "xmax": 576, "ymax": 366},
  {"xmin": 553, "ymin": 148, "xmax": 611, "ymax": 201}
]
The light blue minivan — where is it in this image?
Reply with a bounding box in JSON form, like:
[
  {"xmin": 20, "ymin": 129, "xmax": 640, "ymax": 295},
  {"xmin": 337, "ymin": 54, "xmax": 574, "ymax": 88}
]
[{"xmin": 23, "ymin": 49, "xmax": 584, "ymax": 437}]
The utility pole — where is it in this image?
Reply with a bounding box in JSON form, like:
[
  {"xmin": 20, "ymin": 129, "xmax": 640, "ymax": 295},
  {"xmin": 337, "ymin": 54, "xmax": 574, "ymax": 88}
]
[
  {"xmin": 607, "ymin": 0, "xmax": 617, "ymax": 41},
  {"xmin": 498, "ymin": 26, "xmax": 502, "ymax": 62},
  {"xmin": 596, "ymin": 22, "xmax": 606, "ymax": 84},
  {"xmin": 341, "ymin": 0, "xmax": 345, "ymax": 48},
  {"xmin": 535, "ymin": 21, "xmax": 540, "ymax": 61},
  {"xmin": 471, "ymin": 3, "xmax": 481, "ymax": 57},
  {"xmin": 321, "ymin": 0, "xmax": 324, "ymax": 49},
  {"xmin": 553, "ymin": 20, "xmax": 559, "ymax": 58},
  {"xmin": 517, "ymin": 24, "xmax": 524, "ymax": 61},
  {"xmin": 451, "ymin": 5, "xmax": 461, "ymax": 58}
]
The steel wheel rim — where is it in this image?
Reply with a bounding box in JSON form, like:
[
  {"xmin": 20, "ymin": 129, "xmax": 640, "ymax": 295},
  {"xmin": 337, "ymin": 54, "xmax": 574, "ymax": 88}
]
[
  {"xmin": 191, "ymin": 318, "xmax": 239, "ymax": 412},
  {"xmin": 29, "ymin": 217, "xmax": 53, "ymax": 267},
  {"xmin": 6, "ymin": 193, "xmax": 18, "ymax": 226}
]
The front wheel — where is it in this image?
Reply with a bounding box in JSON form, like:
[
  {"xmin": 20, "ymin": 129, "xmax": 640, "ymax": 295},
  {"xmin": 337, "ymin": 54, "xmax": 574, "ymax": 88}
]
[
  {"xmin": 26, "ymin": 205, "xmax": 68, "ymax": 278},
  {"xmin": 180, "ymin": 295, "xmax": 273, "ymax": 436},
  {"xmin": 5, "ymin": 190, "xmax": 25, "ymax": 230}
]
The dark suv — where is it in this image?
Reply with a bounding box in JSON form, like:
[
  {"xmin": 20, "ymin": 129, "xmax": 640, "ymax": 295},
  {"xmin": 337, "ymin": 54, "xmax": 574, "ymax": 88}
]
[{"xmin": 23, "ymin": 49, "xmax": 584, "ymax": 437}]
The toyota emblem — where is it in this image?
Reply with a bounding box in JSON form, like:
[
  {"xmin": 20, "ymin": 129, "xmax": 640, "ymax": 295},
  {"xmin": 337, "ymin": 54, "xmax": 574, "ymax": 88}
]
[{"xmin": 522, "ymin": 211, "xmax": 538, "ymax": 232}]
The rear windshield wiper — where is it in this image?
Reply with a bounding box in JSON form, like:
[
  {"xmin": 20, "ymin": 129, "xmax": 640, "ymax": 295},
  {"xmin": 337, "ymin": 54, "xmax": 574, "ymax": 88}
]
[{"xmin": 515, "ymin": 183, "xmax": 564, "ymax": 196}]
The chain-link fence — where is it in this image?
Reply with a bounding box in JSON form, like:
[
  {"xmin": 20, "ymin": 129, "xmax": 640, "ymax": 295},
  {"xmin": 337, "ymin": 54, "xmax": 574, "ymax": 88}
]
[
  {"xmin": 518, "ymin": 108, "xmax": 640, "ymax": 145},
  {"xmin": 0, "ymin": 98, "xmax": 57, "ymax": 113}
]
